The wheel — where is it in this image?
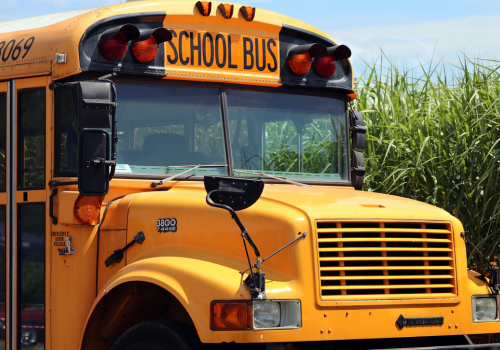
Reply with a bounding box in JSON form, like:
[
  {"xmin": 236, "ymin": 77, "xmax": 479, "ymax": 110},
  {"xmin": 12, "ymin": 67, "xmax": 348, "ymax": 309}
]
[
  {"xmin": 20, "ymin": 328, "xmax": 37, "ymax": 346},
  {"xmin": 111, "ymin": 321, "xmax": 203, "ymax": 350}
]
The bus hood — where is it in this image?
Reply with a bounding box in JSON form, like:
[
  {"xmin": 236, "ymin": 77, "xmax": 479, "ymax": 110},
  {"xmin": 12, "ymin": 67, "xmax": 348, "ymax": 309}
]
[{"xmin": 257, "ymin": 184, "xmax": 454, "ymax": 222}]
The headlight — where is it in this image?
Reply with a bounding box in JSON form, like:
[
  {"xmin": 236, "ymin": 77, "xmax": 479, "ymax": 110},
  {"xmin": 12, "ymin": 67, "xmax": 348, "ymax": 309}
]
[
  {"xmin": 472, "ymin": 295, "xmax": 499, "ymax": 322},
  {"xmin": 253, "ymin": 300, "xmax": 301, "ymax": 329},
  {"xmin": 254, "ymin": 301, "xmax": 280, "ymax": 328}
]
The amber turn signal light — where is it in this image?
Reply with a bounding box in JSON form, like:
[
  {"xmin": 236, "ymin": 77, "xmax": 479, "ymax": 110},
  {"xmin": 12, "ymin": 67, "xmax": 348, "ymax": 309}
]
[
  {"xmin": 218, "ymin": 3, "xmax": 234, "ymax": 19},
  {"xmin": 74, "ymin": 195, "xmax": 101, "ymax": 224},
  {"xmin": 195, "ymin": 1, "xmax": 212, "ymax": 16},
  {"xmin": 211, "ymin": 301, "xmax": 252, "ymax": 330},
  {"xmin": 240, "ymin": 6, "xmax": 255, "ymax": 21}
]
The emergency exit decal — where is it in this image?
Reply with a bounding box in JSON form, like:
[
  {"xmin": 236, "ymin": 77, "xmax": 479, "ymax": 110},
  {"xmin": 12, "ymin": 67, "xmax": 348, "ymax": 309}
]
[{"xmin": 157, "ymin": 218, "xmax": 177, "ymax": 232}]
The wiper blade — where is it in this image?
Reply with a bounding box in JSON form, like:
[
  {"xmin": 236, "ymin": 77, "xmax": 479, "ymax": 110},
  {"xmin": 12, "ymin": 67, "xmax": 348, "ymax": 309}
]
[
  {"xmin": 233, "ymin": 170, "xmax": 310, "ymax": 187},
  {"xmin": 150, "ymin": 164, "xmax": 227, "ymax": 188}
]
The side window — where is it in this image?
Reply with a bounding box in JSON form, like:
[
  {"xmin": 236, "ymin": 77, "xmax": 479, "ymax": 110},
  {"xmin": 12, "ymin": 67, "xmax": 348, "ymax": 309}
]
[
  {"xmin": 54, "ymin": 88, "xmax": 78, "ymax": 176},
  {"xmin": 17, "ymin": 88, "xmax": 45, "ymax": 189}
]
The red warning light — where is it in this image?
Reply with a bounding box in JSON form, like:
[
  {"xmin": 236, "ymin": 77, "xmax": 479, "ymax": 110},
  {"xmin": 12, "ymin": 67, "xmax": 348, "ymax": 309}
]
[
  {"xmin": 101, "ymin": 32, "xmax": 128, "ymax": 60},
  {"xmin": 314, "ymin": 54, "xmax": 337, "ymax": 77}
]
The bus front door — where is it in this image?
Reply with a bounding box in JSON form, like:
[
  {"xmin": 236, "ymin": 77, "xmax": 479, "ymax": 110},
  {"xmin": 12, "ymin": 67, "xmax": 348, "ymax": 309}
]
[{"xmin": 4, "ymin": 77, "xmax": 49, "ymax": 350}]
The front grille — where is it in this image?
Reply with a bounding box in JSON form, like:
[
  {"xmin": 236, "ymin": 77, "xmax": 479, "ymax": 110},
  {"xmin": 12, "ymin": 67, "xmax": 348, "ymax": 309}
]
[{"xmin": 316, "ymin": 221, "xmax": 456, "ymax": 301}]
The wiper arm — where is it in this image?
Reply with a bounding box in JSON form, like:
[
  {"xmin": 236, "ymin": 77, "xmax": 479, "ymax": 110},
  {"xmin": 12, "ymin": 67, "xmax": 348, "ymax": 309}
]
[
  {"xmin": 234, "ymin": 170, "xmax": 310, "ymax": 187},
  {"xmin": 150, "ymin": 165, "xmax": 227, "ymax": 188}
]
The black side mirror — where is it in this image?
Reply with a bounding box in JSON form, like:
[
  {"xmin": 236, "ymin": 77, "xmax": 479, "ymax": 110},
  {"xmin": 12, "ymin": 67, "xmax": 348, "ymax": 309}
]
[
  {"xmin": 78, "ymin": 130, "xmax": 111, "ymax": 196},
  {"xmin": 76, "ymin": 80, "xmax": 114, "ymax": 129},
  {"xmin": 204, "ymin": 176, "xmax": 264, "ymax": 211},
  {"xmin": 350, "ymin": 110, "xmax": 366, "ymax": 151},
  {"xmin": 74, "ymin": 79, "xmax": 117, "ymax": 196}
]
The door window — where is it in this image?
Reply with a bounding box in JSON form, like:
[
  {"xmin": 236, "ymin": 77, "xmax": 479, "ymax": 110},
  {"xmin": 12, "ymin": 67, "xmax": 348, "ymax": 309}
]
[{"xmin": 17, "ymin": 89, "xmax": 45, "ymax": 189}]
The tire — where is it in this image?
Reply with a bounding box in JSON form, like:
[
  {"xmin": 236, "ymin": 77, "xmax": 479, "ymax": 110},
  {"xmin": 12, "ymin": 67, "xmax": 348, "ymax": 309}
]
[{"xmin": 111, "ymin": 321, "xmax": 203, "ymax": 350}]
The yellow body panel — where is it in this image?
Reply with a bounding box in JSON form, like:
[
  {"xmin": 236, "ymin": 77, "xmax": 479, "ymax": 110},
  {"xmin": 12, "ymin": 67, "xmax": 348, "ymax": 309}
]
[{"xmin": 47, "ymin": 180, "xmax": 499, "ymax": 349}]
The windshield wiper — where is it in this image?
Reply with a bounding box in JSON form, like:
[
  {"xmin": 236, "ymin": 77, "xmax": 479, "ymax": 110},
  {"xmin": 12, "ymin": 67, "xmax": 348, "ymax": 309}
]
[
  {"xmin": 233, "ymin": 170, "xmax": 310, "ymax": 187},
  {"xmin": 151, "ymin": 165, "xmax": 227, "ymax": 188}
]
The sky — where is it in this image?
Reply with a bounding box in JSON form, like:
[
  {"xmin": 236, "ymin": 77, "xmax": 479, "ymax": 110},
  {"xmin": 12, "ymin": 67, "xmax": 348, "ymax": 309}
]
[{"xmin": 0, "ymin": 0, "xmax": 498, "ymax": 77}]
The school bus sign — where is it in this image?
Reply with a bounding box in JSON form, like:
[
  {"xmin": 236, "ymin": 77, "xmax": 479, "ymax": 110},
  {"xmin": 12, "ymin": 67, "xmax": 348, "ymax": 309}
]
[{"xmin": 164, "ymin": 29, "xmax": 279, "ymax": 83}]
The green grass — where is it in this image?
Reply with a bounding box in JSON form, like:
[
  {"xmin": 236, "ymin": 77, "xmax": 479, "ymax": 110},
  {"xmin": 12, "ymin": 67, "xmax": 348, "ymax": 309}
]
[{"xmin": 355, "ymin": 56, "xmax": 500, "ymax": 266}]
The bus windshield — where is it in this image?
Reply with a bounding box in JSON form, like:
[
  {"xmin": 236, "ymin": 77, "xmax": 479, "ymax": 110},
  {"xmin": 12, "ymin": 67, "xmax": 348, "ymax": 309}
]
[
  {"xmin": 227, "ymin": 89, "xmax": 348, "ymax": 182},
  {"xmin": 56, "ymin": 82, "xmax": 348, "ymax": 182}
]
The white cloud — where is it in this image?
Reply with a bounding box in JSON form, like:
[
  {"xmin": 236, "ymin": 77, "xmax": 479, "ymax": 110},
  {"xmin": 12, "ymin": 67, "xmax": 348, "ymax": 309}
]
[{"xmin": 330, "ymin": 15, "xmax": 500, "ymax": 74}]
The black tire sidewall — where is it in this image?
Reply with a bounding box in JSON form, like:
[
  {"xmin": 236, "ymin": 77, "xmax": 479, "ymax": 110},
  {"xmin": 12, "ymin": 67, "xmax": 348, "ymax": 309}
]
[{"xmin": 111, "ymin": 321, "xmax": 202, "ymax": 350}]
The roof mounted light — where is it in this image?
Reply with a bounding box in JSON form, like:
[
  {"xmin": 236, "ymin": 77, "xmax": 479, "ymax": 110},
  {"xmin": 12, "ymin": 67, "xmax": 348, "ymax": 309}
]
[
  {"xmin": 325, "ymin": 44, "xmax": 351, "ymax": 60},
  {"xmin": 132, "ymin": 28, "xmax": 172, "ymax": 63},
  {"xmin": 218, "ymin": 3, "xmax": 234, "ymax": 19},
  {"xmin": 287, "ymin": 43, "xmax": 327, "ymax": 75},
  {"xmin": 314, "ymin": 45, "xmax": 352, "ymax": 77},
  {"xmin": 100, "ymin": 24, "xmax": 140, "ymax": 60},
  {"xmin": 240, "ymin": 6, "xmax": 255, "ymax": 21},
  {"xmin": 195, "ymin": 1, "xmax": 212, "ymax": 16}
]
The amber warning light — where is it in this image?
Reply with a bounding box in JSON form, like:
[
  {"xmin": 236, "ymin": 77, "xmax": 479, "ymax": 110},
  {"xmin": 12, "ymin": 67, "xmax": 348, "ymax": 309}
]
[
  {"xmin": 195, "ymin": 1, "xmax": 212, "ymax": 16},
  {"xmin": 74, "ymin": 195, "xmax": 101, "ymax": 224},
  {"xmin": 132, "ymin": 28, "xmax": 172, "ymax": 63},
  {"xmin": 210, "ymin": 301, "xmax": 252, "ymax": 330},
  {"xmin": 287, "ymin": 43, "xmax": 326, "ymax": 75},
  {"xmin": 218, "ymin": 3, "xmax": 234, "ymax": 19}
]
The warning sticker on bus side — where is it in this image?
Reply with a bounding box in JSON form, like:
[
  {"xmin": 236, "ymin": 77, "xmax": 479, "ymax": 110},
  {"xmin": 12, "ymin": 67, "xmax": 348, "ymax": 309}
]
[
  {"xmin": 52, "ymin": 231, "xmax": 69, "ymax": 247},
  {"xmin": 165, "ymin": 30, "xmax": 279, "ymax": 76}
]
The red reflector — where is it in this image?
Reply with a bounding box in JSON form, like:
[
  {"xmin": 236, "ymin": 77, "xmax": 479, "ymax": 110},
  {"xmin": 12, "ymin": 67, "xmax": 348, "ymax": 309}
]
[
  {"xmin": 314, "ymin": 54, "xmax": 337, "ymax": 77},
  {"xmin": 288, "ymin": 52, "xmax": 312, "ymax": 75},
  {"xmin": 74, "ymin": 195, "xmax": 101, "ymax": 224},
  {"xmin": 101, "ymin": 32, "xmax": 128, "ymax": 60},
  {"xmin": 132, "ymin": 35, "xmax": 158, "ymax": 63},
  {"xmin": 211, "ymin": 301, "xmax": 252, "ymax": 330}
]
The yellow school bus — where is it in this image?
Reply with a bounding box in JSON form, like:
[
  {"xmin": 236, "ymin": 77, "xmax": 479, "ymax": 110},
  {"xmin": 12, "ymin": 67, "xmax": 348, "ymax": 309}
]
[{"xmin": 0, "ymin": 0, "xmax": 497, "ymax": 349}]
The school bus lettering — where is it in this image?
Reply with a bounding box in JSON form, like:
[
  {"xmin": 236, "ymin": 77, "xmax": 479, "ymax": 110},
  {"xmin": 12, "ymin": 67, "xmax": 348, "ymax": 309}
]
[{"xmin": 166, "ymin": 30, "xmax": 278, "ymax": 73}]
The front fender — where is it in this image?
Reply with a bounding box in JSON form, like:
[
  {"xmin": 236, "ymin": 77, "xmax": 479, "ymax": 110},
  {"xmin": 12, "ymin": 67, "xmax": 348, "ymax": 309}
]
[{"xmin": 81, "ymin": 256, "xmax": 251, "ymax": 347}]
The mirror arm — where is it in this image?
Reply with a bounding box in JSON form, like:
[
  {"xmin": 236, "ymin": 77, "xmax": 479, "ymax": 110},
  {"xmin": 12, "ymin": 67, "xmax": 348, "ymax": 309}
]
[{"xmin": 206, "ymin": 191, "xmax": 261, "ymax": 258}]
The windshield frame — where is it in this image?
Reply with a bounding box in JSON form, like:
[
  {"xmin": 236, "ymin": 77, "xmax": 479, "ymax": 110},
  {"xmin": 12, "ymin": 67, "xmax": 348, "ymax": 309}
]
[{"xmin": 54, "ymin": 75, "xmax": 351, "ymax": 186}]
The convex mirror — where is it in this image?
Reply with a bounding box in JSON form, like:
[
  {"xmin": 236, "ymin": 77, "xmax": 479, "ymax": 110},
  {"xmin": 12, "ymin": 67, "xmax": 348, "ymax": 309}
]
[
  {"xmin": 204, "ymin": 176, "xmax": 264, "ymax": 211},
  {"xmin": 78, "ymin": 130, "xmax": 110, "ymax": 196}
]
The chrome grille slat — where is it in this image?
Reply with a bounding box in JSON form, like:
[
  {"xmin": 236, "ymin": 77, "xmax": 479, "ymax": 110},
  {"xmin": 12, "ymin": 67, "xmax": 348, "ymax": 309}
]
[{"xmin": 316, "ymin": 221, "xmax": 456, "ymax": 301}]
